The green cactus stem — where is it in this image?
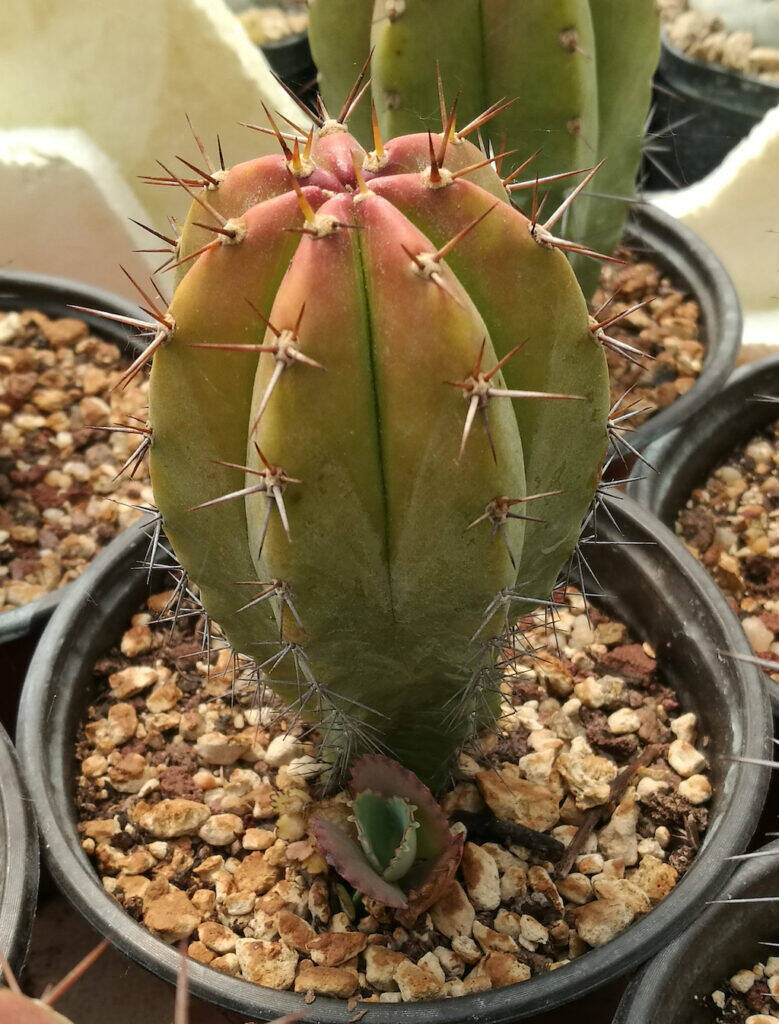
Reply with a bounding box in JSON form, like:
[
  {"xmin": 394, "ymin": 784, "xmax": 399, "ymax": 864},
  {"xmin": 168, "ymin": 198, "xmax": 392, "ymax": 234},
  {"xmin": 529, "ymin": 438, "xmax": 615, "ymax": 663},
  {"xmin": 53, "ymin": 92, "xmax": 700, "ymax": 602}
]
[
  {"xmin": 126, "ymin": 92, "xmax": 611, "ymax": 789},
  {"xmin": 308, "ymin": 0, "xmax": 660, "ymax": 298}
]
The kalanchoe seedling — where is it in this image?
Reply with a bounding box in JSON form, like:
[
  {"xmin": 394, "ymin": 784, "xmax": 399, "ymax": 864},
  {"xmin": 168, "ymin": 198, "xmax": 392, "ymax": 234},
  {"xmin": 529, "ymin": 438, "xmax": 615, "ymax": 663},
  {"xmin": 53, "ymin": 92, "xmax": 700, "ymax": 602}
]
[
  {"xmin": 311, "ymin": 754, "xmax": 464, "ymax": 916},
  {"xmin": 308, "ymin": 0, "xmax": 660, "ymax": 298}
]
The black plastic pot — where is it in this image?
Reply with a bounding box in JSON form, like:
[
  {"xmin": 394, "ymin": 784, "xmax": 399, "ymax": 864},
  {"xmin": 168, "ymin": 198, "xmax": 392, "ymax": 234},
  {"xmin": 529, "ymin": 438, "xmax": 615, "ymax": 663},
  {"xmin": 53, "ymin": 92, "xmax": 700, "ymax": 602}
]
[
  {"xmin": 262, "ymin": 33, "xmax": 317, "ymax": 110},
  {"xmin": 0, "ymin": 271, "xmax": 146, "ymax": 724},
  {"xmin": 628, "ymin": 354, "xmax": 779, "ymax": 714},
  {"xmin": 17, "ymin": 495, "xmax": 772, "ymax": 1021},
  {"xmin": 614, "ymin": 838, "xmax": 779, "ymax": 1024},
  {"xmin": 644, "ymin": 32, "xmax": 779, "ymax": 190},
  {"xmin": 0, "ymin": 720, "xmax": 39, "ymax": 973},
  {"xmin": 226, "ymin": 1, "xmax": 317, "ymax": 110},
  {"xmin": 619, "ymin": 203, "xmax": 741, "ymax": 454}
]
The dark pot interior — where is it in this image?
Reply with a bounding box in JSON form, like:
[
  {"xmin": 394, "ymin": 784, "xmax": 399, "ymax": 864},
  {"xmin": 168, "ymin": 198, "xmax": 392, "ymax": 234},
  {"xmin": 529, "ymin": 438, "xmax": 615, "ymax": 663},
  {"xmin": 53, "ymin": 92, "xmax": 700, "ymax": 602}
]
[
  {"xmin": 0, "ymin": 270, "xmax": 148, "ymax": 719},
  {"xmin": 0, "ymin": 720, "xmax": 39, "ymax": 974},
  {"xmin": 16, "ymin": 495, "xmax": 772, "ymax": 1022},
  {"xmin": 628, "ymin": 354, "xmax": 779, "ymax": 714},
  {"xmin": 262, "ymin": 33, "xmax": 317, "ymax": 109},
  {"xmin": 225, "ymin": 0, "xmax": 317, "ymax": 109},
  {"xmin": 614, "ymin": 838, "xmax": 779, "ymax": 1024},
  {"xmin": 643, "ymin": 33, "xmax": 779, "ymax": 190},
  {"xmin": 619, "ymin": 203, "xmax": 741, "ymax": 456}
]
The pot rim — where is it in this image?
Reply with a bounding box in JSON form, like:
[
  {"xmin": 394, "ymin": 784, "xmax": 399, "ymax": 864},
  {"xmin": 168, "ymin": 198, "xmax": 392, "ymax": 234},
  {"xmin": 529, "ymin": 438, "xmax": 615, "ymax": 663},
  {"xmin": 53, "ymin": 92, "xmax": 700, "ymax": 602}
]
[
  {"xmin": 0, "ymin": 720, "xmax": 39, "ymax": 973},
  {"xmin": 660, "ymin": 29, "xmax": 779, "ymax": 105},
  {"xmin": 627, "ymin": 353, "xmax": 779, "ymax": 714},
  {"xmin": 16, "ymin": 495, "xmax": 772, "ymax": 1022},
  {"xmin": 620, "ymin": 203, "xmax": 741, "ymax": 454},
  {"xmin": 614, "ymin": 836, "xmax": 779, "ymax": 1024},
  {"xmin": 0, "ymin": 269, "xmax": 150, "ymax": 645}
]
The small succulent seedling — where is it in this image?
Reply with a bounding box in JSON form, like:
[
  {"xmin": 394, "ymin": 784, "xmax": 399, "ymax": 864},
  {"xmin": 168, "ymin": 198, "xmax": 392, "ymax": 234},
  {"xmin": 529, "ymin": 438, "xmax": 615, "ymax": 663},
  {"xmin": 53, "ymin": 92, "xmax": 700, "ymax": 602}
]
[
  {"xmin": 312, "ymin": 754, "xmax": 463, "ymax": 916},
  {"xmin": 308, "ymin": 0, "xmax": 660, "ymax": 297},
  {"xmin": 79, "ymin": 62, "xmax": 625, "ymax": 789}
]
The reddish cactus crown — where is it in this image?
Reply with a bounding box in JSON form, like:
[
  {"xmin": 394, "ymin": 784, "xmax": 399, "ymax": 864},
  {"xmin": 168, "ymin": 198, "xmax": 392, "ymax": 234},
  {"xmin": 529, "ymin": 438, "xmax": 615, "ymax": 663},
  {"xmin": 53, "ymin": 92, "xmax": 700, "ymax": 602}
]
[{"xmin": 143, "ymin": 87, "xmax": 610, "ymax": 789}]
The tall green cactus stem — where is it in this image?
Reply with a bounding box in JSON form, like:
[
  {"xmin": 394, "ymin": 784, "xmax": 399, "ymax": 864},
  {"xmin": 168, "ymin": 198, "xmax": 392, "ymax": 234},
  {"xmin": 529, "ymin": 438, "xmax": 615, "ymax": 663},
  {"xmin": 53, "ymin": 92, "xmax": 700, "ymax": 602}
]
[
  {"xmin": 145, "ymin": 108, "xmax": 609, "ymax": 789},
  {"xmin": 308, "ymin": 0, "xmax": 660, "ymax": 298}
]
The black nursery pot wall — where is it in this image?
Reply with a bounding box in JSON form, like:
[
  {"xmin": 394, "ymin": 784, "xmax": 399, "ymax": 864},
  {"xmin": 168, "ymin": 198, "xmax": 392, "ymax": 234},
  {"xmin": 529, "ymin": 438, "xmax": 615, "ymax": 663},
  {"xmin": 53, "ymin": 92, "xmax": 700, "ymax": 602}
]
[
  {"xmin": 621, "ymin": 204, "xmax": 741, "ymax": 455},
  {"xmin": 226, "ymin": 0, "xmax": 317, "ymax": 110},
  {"xmin": 644, "ymin": 32, "xmax": 779, "ymax": 190},
  {"xmin": 614, "ymin": 839, "xmax": 779, "ymax": 1024},
  {"xmin": 16, "ymin": 496, "xmax": 772, "ymax": 1023},
  {"xmin": 0, "ymin": 721, "xmax": 39, "ymax": 973},
  {"xmin": 0, "ymin": 272, "xmax": 146, "ymax": 723},
  {"xmin": 628, "ymin": 354, "xmax": 779, "ymax": 714}
]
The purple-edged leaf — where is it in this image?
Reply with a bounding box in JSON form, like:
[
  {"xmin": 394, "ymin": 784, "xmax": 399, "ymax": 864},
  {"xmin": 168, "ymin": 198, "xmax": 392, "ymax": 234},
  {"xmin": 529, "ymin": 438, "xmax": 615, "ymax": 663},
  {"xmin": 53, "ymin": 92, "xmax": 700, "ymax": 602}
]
[
  {"xmin": 350, "ymin": 755, "xmax": 452, "ymax": 859},
  {"xmin": 310, "ymin": 814, "xmax": 408, "ymax": 909},
  {"xmin": 397, "ymin": 828, "xmax": 465, "ymax": 927}
]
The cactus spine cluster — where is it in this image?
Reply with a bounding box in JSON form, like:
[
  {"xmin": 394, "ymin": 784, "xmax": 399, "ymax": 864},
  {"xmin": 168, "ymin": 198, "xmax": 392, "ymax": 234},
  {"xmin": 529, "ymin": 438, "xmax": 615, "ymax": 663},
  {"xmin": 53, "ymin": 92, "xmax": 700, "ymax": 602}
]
[
  {"xmin": 308, "ymin": 0, "xmax": 660, "ymax": 298},
  {"xmin": 135, "ymin": 81, "xmax": 611, "ymax": 790}
]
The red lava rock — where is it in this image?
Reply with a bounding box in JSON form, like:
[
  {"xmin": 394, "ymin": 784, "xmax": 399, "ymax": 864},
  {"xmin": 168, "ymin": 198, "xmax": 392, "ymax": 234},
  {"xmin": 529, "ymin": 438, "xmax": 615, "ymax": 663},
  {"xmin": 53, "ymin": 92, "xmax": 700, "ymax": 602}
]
[
  {"xmin": 600, "ymin": 644, "xmax": 657, "ymax": 683},
  {"xmin": 158, "ymin": 766, "xmax": 205, "ymax": 802}
]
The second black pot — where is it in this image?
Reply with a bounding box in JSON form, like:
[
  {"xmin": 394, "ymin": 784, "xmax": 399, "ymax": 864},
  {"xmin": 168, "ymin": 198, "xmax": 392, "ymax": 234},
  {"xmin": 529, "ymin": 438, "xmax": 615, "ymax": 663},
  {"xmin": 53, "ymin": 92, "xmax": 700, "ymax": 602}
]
[
  {"xmin": 614, "ymin": 838, "xmax": 779, "ymax": 1024},
  {"xmin": 628, "ymin": 354, "xmax": 779, "ymax": 714},
  {"xmin": 16, "ymin": 495, "xmax": 772, "ymax": 1021},
  {"xmin": 620, "ymin": 203, "xmax": 741, "ymax": 454},
  {"xmin": 644, "ymin": 32, "xmax": 779, "ymax": 189},
  {"xmin": 0, "ymin": 271, "xmax": 147, "ymax": 727},
  {"xmin": 0, "ymin": 720, "xmax": 39, "ymax": 974}
]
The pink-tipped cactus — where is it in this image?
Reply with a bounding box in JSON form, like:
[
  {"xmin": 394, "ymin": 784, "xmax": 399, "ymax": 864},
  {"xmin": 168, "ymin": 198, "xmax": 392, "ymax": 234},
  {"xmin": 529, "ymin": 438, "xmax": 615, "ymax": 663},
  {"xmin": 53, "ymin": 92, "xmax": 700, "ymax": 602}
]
[
  {"xmin": 112, "ymin": 80, "xmax": 614, "ymax": 789},
  {"xmin": 0, "ymin": 941, "xmax": 109, "ymax": 1024},
  {"xmin": 0, "ymin": 941, "xmax": 301, "ymax": 1024},
  {"xmin": 312, "ymin": 755, "xmax": 464, "ymax": 917}
]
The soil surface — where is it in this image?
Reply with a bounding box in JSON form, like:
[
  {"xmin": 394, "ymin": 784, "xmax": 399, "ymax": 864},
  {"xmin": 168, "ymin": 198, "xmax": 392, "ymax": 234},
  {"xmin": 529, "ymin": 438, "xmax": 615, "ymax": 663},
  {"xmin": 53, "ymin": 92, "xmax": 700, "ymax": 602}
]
[
  {"xmin": 0, "ymin": 309, "xmax": 150, "ymax": 614},
  {"xmin": 707, "ymin": 956, "xmax": 779, "ymax": 1022},
  {"xmin": 237, "ymin": 4, "xmax": 307, "ymax": 44},
  {"xmin": 74, "ymin": 587, "xmax": 711, "ymax": 1005},
  {"xmin": 658, "ymin": 0, "xmax": 779, "ymax": 83},
  {"xmin": 595, "ymin": 251, "xmax": 704, "ymax": 435},
  {"xmin": 675, "ymin": 419, "xmax": 779, "ymax": 687}
]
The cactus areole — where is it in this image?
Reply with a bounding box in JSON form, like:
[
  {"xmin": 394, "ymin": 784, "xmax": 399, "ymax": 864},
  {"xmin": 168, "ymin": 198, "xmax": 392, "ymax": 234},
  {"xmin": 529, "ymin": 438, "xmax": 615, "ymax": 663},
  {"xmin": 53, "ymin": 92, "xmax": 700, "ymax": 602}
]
[{"xmin": 146, "ymin": 95, "xmax": 610, "ymax": 790}]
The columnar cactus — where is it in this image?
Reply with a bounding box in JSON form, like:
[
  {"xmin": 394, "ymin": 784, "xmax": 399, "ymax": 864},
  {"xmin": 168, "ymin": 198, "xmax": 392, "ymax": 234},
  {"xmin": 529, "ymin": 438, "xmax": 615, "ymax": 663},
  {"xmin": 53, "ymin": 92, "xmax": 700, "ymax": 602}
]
[
  {"xmin": 308, "ymin": 0, "xmax": 660, "ymax": 297},
  {"xmin": 113, "ymin": 89, "xmax": 613, "ymax": 790}
]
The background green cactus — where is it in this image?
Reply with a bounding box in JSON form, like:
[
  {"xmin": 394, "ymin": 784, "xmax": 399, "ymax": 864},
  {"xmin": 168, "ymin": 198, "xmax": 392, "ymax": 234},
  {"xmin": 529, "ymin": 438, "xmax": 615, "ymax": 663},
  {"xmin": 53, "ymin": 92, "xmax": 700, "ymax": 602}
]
[
  {"xmin": 144, "ymin": 100, "xmax": 610, "ymax": 790},
  {"xmin": 308, "ymin": 0, "xmax": 660, "ymax": 298}
]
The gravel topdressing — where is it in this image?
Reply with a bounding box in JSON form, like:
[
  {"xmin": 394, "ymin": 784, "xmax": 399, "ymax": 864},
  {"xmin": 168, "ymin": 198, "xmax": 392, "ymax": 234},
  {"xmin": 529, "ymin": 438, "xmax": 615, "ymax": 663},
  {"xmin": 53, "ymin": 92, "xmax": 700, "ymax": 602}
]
[
  {"xmin": 595, "ymin": 252, "xmax": 704, "ymax": 434},
  {"xmin": 658, "ymin": 0, "xmax": 779, "ymax": 83},
  {"xmin": 75, "ymin": 586, "xmax": 712, "ymax": 1005},
  {"xmin": 0, "ymin": 309, "xmax": 150, "ymax": 614},
  {"xmin": 675, "ymin": 419, "xmax": 779, "ymax": 685},
  {"xmin": 709, "ymin": 956, "xmax": 779, "ymax": 1023}
]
